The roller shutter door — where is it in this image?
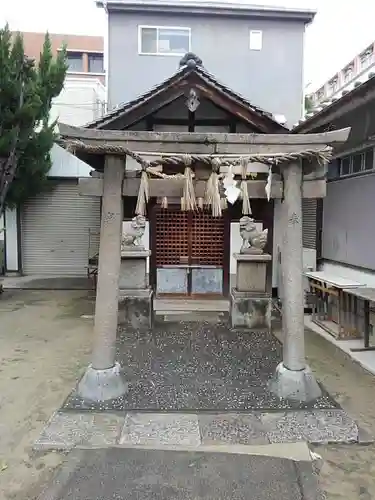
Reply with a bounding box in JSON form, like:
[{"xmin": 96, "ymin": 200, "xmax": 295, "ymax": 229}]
[
  {"xmin": 22, "ymin": 180, "xmax": 100, "ymax": 276},
  {"xmin": 302, "ymin": 199, "xmax": 317, "ymax": 250}
]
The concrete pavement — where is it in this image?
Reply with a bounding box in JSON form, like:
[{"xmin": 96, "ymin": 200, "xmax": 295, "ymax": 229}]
[{"xmin": 37, "ymin": 447, "xmax": 320, "ymax": 500}]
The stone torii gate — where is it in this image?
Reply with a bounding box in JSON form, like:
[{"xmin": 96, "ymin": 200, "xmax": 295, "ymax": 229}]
[{"xmin": 58, "ymin": 123, "xmax": 350, "ymax": 404}]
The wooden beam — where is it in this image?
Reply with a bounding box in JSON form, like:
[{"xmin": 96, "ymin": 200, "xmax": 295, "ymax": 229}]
[
  {"xmin": 78, "ymin": 177, "xmax": 327, "ymax": 199},
  {"xmin": 302, "ymin": 180, "xmax": 326, "ymax": 198},
  {"xmin": 78, "ymin": 177, "xmax": 103, "ymax": 196},
  {"xmin": 194, "ymin": 83, "xmax": 270, "ymax": 133},
  {"xmin": 59, "ymin": 122, "xmax": 350, "ymax": 146},
  {"xmin": 58, "ymin": 123, "xmax": 351, "ymax": 156},
  {"xmin": 102, "ymin": 88, "xmax": 186, "ymax": 130},
  {"xmin": 150, "ymin": 118, "xmax": 233, "ymax": 126}
]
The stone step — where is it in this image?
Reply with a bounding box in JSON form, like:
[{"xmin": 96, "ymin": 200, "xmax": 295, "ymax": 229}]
[
  {"xmin": 154, "ymin": 299, "xmax": 230, "ymax": 312},
  {"xmin": 156, "ymin": 311, "xmax": 227, "ymax": 323},
  {"xmin": 34, "ymin": 408, "xmax": 368, "ymax": 454}
]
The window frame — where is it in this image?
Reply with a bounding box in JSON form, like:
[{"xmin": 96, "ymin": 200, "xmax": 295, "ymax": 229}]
[
  {"xmin": 337, "ymin": 147, "xmax": 375, "ymax": 179},
  {"xmin": 88, "ymin": 52, "xmax": 105, "ymax": 74},
  {"xmin": 360, "ymin": 47, "xmax": 374, "ymax": 69},
  {"xmin": 66, "ymin": 50, "xmax": 84, "ymax": 73},
  {"xmin": 138, "ymin": 25, "xmax": 191, "ymax": 56},
  {"xmin": 249, "ymin": 30, "xmax": 263, "ymax": 51},
  {"xmin": 343, "ymin": 64, "xmax": 354, "ymax": 83}
]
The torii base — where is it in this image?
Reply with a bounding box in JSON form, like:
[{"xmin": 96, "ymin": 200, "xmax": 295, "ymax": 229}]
[
  {"xmin": 269, "ymin": 362, "xmax": 322, "ymax": 403},
  {"xmin": 77, "ymin": 362, "xmax": 128, "ymax": 403}
]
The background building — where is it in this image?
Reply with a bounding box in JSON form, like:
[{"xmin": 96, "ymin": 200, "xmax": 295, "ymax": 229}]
[
  {"xmin": 19, "ymin": 31, "xmax": 106, "ymax": 125},
  {"xmin": 103, "ymin": 0, "xmax": 315, "ymax": 129},
  {"xmin": 100, "ymin": 0, "xmax": 316, "ymax": 293},
  {"xmin": 297, "ymin": 72, "xmax": 375, "ymax": 288},
  {"xmin": 308, "ymin": 39, "xmax": 375, "ymax": 110},
  {"xmin": 3, "ymin": 31, "xmax": 106, "ymax": 275},
  {"xmin": 2, "ymin": 3, "xmax": 319, "ymax": 289}
]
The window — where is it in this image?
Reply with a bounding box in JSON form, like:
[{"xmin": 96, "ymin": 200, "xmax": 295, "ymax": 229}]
[
  {"xmin": 343, "ymin": 65, "xmax": 354, "ymax": 83},
  {"xmin": 340, "ymin": 157, "xmax": 351, "ymax": 176},
  {"xmin": 249, "ymin": 30, "xmax": 262, "ymax": 51},
  {"xmin": 316, "ymin": 88, "xmax": 325, "ymax": 101},
  {"xmin": 337, "ymin": 148, "xmax": 374, "ymax": 178},
  {"xmin": 360, "ymin": 47, "xmax": 373, "ymax": 69},
  {"xmin": 88, "ymin": 53, "xmax": 104, "ymax": 73},
  {"xmin": 138, "ymin": 26, "xmax": 190, "ymax": 56},
  {"xmin": 352, "ymin": 153, "xmax": 363, "ymax": 173},
  {"xmin": 67, "ymin": 51, "xmax": 83, "ymax": 72},
  {"xmin": 327, "ymin": 159, "xmax": 340, "ymax": 180},
  {"xmin": 364, "ymin": 149, "xmax": 374, "ymax": 170},
  {"xmin": 328, "ymin": 78, "xmax": 338, "ymax": 95}
]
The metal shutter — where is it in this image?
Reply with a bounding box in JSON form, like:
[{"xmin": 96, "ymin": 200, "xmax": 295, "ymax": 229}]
[
  {"xmin": 22, "ymin": 180, "xmax": 101, "ymax": 276},
  {"xmin": 302, "ymin": 199, "xmax": 317, "ymax": 250}
]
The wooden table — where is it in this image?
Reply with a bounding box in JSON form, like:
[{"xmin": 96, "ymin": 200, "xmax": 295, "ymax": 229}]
[
  {"xmin": 305, "ymin": 271, "xmax": 367, "ymax": 340},
  {"xmin": 343, "ymin": 287, "xmax": 375, "ymax": 351}
]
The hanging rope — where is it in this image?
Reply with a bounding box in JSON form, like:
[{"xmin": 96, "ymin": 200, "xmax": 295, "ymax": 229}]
[
  {"xmin": 181, "ymin": 154, "xmax": 197, "ymax": 211},
  {"xmin": 60, "ymin": 138, "xmax": 333, "ymax": 168},
  {"xmin": 204, "ymin": 158, "xmax": 222, "ymax": 217},
  {"xmin": 265, "ymin": 166, "xmax": 272, "ymax": 202},
  {"xmin": 135, "ymin": 163, "xmax": 149, "ymax": 216},
  {"xmin": 240, "ymin": 157, "xmax": 252, "ymax": 215}
]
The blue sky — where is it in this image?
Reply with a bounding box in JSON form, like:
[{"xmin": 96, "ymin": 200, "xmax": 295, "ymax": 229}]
[{"xmin": 1, "ymin": 0, "xmax": 375, "ymax": 91}]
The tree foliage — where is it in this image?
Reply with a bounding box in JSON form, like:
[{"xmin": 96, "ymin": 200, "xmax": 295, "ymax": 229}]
[
  {"xmin": 0, "ymin": 24, "xmax": 67, "ymax": 215},
  {"xmin": 304, "ymin": 95, "xmax": 314, "ymax": 114}
]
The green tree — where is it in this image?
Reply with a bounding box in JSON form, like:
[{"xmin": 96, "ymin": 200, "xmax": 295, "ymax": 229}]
[
  {"xmin": 304, "ymin": 95, "xmax": 314, "ymax": 113},
  {"xmin": 0, "ymin": 24, "xmax": 67, "ymax": 215}
]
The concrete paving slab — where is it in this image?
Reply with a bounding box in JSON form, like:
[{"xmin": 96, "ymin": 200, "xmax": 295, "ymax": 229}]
[
  {"xmin": 36, "ymin": 448, "xmax": 317, "ymax": 500},
  {"xmin": 35, "ymin": 408, "xmax": 362, "ymax": 452},
  {"xmin": 198, "ymin": 412, "xmax": 269, "ymax": 445},
  {"xmin": 34, "ymin": 412, "xmax": 123, "ymax": 451},
  {"xmin": 120, "ymin": 412, "xmax": 201, "ymax": 447},
  {"xmin": 260, "ymin": 410, "xmax": 359, "ymax": 444}
]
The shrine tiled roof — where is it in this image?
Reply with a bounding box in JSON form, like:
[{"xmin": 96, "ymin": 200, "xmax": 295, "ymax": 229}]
[{"xmin": 85, "ymin": 53, "xmax": 287, "ymax": 131}]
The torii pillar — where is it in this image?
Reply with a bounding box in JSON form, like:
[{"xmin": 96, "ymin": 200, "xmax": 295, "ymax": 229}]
[
  {"xmin": 269, "ymin": 159, "xmax": 321, "ymax": 402},
  {"xmin": 78, "ymin": 154, "xmax": 127, "ymax": 402}
]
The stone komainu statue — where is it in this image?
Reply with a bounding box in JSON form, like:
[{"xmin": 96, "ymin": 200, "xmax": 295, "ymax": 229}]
[
  {"xmin": 121, "ymin": 215, "xmax": 146, "ymax": 251},
  {"xmin": 239, "ymin": 216, "xmax": 268, "ymax": 254}
]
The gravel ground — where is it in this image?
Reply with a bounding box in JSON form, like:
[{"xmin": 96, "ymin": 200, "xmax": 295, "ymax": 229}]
[{"xmin": 0, "ymin": 290, "xmax": 375, "ymax": 499}]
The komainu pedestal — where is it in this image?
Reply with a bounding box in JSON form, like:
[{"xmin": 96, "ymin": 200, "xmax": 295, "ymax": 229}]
[
  {"xmin": 230, "ymin": 253, "xmax": 272, "ymax": 329},
  {"xmin": 118, "ymin": 249, "xmax": 153, "ymax": 329}
]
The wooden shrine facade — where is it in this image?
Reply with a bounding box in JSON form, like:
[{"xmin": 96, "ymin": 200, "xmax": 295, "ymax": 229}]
[
  {"xmin": 57, "ymin": 55, "xmax": 349, "ymax": 298},
  {"xmin": 60, "ymin": 55, "xmax": 352, "ymax": 404},
  {"xmin": 58, "ymin": 124, "xmax": 350, "ymax": 298}
]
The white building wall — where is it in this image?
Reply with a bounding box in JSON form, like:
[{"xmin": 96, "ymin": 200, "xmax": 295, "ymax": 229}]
[
  {"xmin": 4, "ymin": 74, "xmax": 104, "ymax": 273},
  {"xmin": 48, "ymin": 144, "xmax": 93, "ymax": 178},
  {"xmin": 50, "ymin": 77, "xmax": 106, "ymax": 127},
  {"xmin": 4, "ymin": 209, "xmax": 19, "ymax": 272}
]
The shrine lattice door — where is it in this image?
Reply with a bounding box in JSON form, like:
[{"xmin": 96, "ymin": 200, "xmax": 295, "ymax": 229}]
[{"xmin": 152, "ymin": 206, "xmax": 228, "ymax": 297}]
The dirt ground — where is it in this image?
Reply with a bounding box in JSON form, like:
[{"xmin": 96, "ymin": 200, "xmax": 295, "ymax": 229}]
[
  {"xmin": 0, "ymin": 290, "xmax": 375, "ymax": 499},
  {"xmin": 0, "ymin": 290, "xmax": 94, "ymax": 500},
  {"xmin": 304, "ymin": 332, "xmax": 375, "ymax": 500}
]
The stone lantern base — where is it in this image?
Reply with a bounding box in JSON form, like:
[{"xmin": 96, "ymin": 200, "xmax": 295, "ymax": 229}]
[
  {"xmin": 230, "ymin": 253, "xmax": 272, "ymax": 329},
  {"xmin": 118, "ymin": 249, "xmax": 153, "ymax": 329}
]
